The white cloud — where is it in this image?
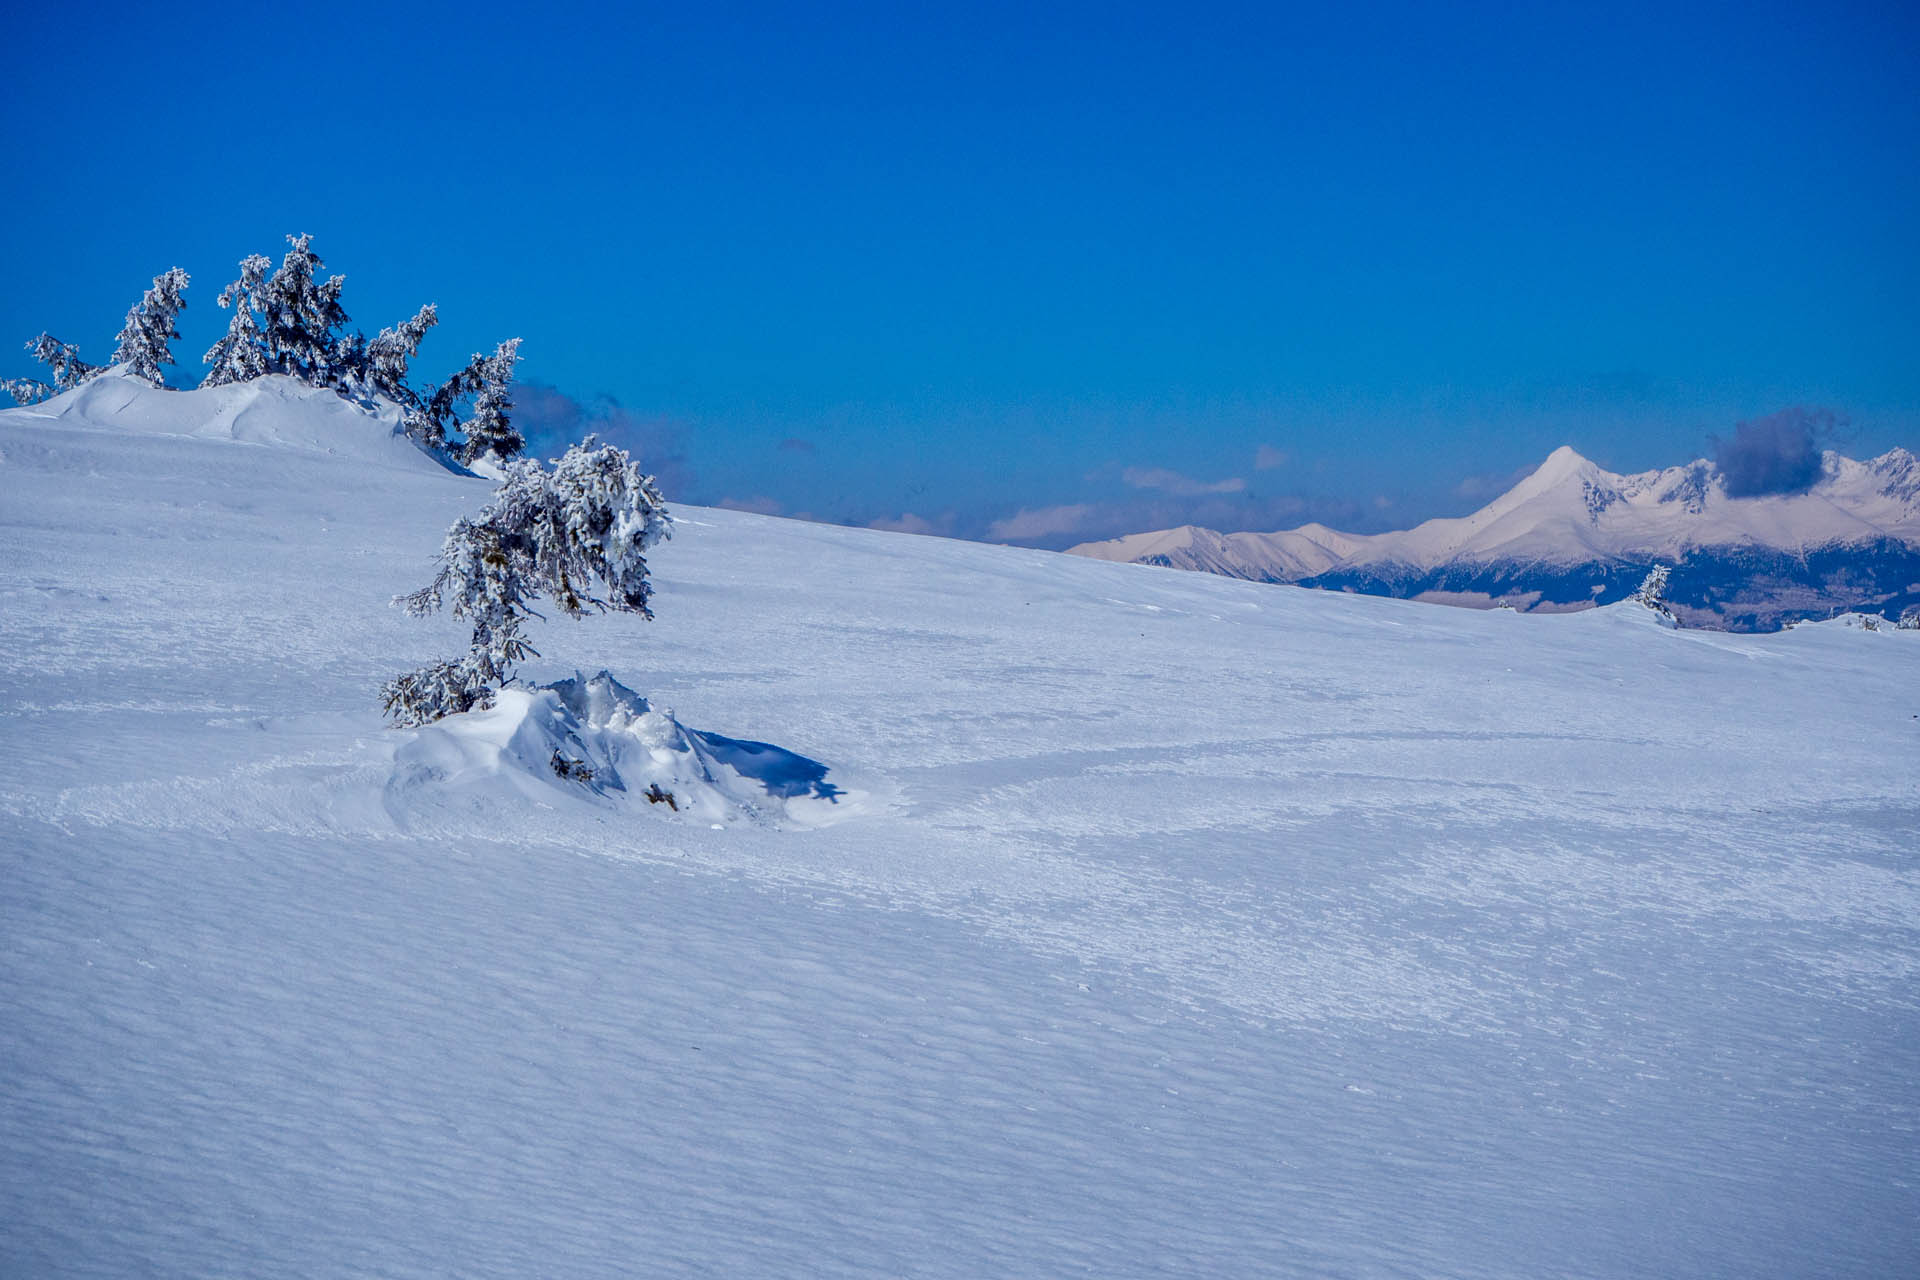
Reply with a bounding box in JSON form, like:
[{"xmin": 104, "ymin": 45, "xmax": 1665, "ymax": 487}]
[
  {"xmin": 1254, "ymin": 445, "xmax": 1290, "ymax": 471},
  {"xmin": 869, "ymin": 512, "xmax": 942, "ymax": 536},
  {"xmin": 1121, "ymin": 467, "xmax": 1246, "ymax": 497},
  {"xmin": 987, "ymin": 504, "xmax": 1096, "ymax": 541}
]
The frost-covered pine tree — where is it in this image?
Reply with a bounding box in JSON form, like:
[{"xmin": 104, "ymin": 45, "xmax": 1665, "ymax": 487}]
[
  {"xmin": 382, "ymin": 437, "xmax": 671, "ymax": 725},
  {"xmin": 201, "ymin": 254, "xmax": 272, "ymax": 387},
  {"xmin": 110, "ymin": 267, "xmax": 190, "ymax": 386},
  {"xmin": 1633, "ymin": 564, "xmax": 1676, "ymax": 624},
  {"xmin": 258, "ymin": 234, "xmax": 351, "ymax": 386},
  {"xmin": 452, "ymin": 338, "xmax": 524, "ymax": 466},
  {"xmin": 362, "ymin": 303, "xmax": 438, "ymax": 404},
  {"xmin": 25, "ymin": 334, "xmax": 100, "ymax": 392}
]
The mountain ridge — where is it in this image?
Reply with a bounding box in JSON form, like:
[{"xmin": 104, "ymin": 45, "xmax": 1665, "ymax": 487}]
[{"xmin": 1068, "ymin": 445, "xmax": 1920, "ymax": 629}]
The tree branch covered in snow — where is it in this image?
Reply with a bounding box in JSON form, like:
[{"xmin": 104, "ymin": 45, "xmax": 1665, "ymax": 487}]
[
  {"xmin": 382, "ymin": 438, "xmax": 671, "ymax": 725},
  {"xmin": 2, "ymin": 376, "xmax": 54, "ymax": 406},
  {"xmin": 25, "ymin": 334, "xmax": 99, "ymax": 393}
]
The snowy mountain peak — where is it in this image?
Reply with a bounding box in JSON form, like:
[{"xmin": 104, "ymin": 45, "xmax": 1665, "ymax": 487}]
[
  {"xmin": 1867, "ymin": 445, "xmax": 1920, "ymax": 502},
  {"xmin": 1529, "ymin": 443, "xmax": 1597, "ymax": 484}
]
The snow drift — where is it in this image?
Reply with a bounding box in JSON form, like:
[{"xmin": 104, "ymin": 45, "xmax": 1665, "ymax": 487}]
[{"xmin": 8, "ymin": 368, "xmax": 458, "ymax": 473}]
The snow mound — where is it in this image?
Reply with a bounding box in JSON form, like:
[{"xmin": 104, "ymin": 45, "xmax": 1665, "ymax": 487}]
[
  {"xmin": 389, "ymin": 670, "xmax": 856, "ymax": 828},
  {"xmin": 4, "ymin": 368, "xmax": 460, "ymax": 475}
]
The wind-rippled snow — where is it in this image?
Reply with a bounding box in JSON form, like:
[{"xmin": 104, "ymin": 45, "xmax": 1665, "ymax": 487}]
[{"xmin": 2, "ymin": 381, "xmax": 1917, "ymax": 1277}]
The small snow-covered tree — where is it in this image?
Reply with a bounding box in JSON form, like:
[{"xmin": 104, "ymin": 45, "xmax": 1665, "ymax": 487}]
[
  {"xmin": 110, "ymin": 267, "xmax": 190, "ymax": 386},
  {"xmin": 25, "ymin": 334, "xmax": 100, "ymax": 392},
  {"xmin": 1634, "ymin": 564, "xmax": 1675, "ymax": 623},
  {"xmin": 454, "ymin": 338, "xmax": 523, "ymax": 465},
  {"xmin": 202, "ymin": 253, "xmax": 273, "ymax": 386},
  {"xmin": 408, "ymin": 337, "xmax": 525, "ymax": 462},
  {"xmin": 382, "ymin": 437, "xmax": 671, "ymax": 725},
  {"xmin": 258, "ymin": 234, "xmax": 351, "ymax": 385}
]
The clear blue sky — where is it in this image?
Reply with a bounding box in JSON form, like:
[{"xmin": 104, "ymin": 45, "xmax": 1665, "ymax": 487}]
[{"xmin": 5, "ymin": 0, "xmax": 1916, "ymax": 544}]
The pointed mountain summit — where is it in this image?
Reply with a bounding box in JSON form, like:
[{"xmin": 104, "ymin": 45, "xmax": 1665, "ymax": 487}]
[{"xmin": 1069, "ymin": 445, "xmax": 1920, "ymax": 630}]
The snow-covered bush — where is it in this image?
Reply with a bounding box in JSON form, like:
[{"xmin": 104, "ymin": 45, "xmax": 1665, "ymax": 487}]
[
  {"xmin": 382, "ymin": 437, "xmax": 671, "ymax": 725},
  {"xmin": 110, "ymin": 267, "xmax": 190, "ymax": 386}
]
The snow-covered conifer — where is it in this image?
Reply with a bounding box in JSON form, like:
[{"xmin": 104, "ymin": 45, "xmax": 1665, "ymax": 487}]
[
  {"xmin": 1634, "ymin": 564, "xmax": 1676, "ymax": 624},
  {"xmin": 26, "ymin": 334, "xmax": 100, "ymax": 391},
  {"xmin": 201, "ymin": 254, "xmax": 272, "ymax": 387},
  {"xmin": 258, "ymin": 234, "xmax": 351, "ymax": 386},
  {"xmin": 382, "ymin": 437, "xmax": 670, "ymax": 725},
  {"xmin": 363, "ymin": 303, "xmax": 438, "ymax": 403},
  {"xmin": 110, "ymin": 267, "xmax": 190, "ymax": 386},
  {"xmin": 452, "ymin": 338, "xmax": 523, "ymax": 466}
]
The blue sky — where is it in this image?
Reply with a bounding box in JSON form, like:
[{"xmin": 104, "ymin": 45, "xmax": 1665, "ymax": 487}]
[{"xmin": 5, "ymin": 0, "xmax": 1916, "ymax": 545}]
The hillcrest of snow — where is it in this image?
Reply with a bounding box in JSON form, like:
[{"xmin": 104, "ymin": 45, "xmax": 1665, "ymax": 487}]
[
  {"xmin": 10, "ymin": 368, "xmax": 458, "ymax": 475},
  {"xmin": 1070, "ymin": 443, "xmax": 1920, "ymax": 626}
]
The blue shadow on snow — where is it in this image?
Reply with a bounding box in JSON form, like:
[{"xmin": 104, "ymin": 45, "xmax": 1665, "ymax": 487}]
[{"xmin": 691, "ymin": 731, "xmax": 845, "ymax": 802}]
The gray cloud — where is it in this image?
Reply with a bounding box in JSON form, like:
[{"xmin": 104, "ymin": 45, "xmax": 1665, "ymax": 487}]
[
  {"xmin": 514, "ymin": 382, "xmax": 693, "ymax": 498},
  {"xmin": 1712, "ymin": 407, "xmax": 1842, "ymax": 498}
]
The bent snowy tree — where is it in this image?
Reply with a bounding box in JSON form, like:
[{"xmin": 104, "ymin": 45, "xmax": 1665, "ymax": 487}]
[
  {"xmin": 382, "ymin": 438, "xmax": 671, "ymax": 725},
  {"xmin": 111, "ymin": 267, "xmax": 191, "ymax": 386}
]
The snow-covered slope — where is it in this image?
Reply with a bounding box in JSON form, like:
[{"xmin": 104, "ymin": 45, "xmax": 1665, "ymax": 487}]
[
  {"xmin": 1071, "ymin": 445, "xmax": 1920, "ymax": 626},
  {"xmin": 4, "ymin": 375, "xmax": 1919, "ymax": 1278}
]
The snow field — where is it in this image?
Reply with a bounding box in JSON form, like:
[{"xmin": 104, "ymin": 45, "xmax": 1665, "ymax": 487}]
[{"xmin": 3, "ymin": 379, "xmax": 1918, "ymax": 1277}]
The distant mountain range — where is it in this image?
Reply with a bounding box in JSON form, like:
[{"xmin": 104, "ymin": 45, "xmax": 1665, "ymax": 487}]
[{"xmin": 1068, "ymin": 446, "xmax": 1920, "ymax": 630}]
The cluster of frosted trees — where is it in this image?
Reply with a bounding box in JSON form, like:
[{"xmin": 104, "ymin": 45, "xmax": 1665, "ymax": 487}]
[
  {"xmin": 8, "ymin": 233, "xmax": 675, "ymax": 725},
  {"xmin": 7, "ymin": 234, "xmax": 525, "ymax": 466}
]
